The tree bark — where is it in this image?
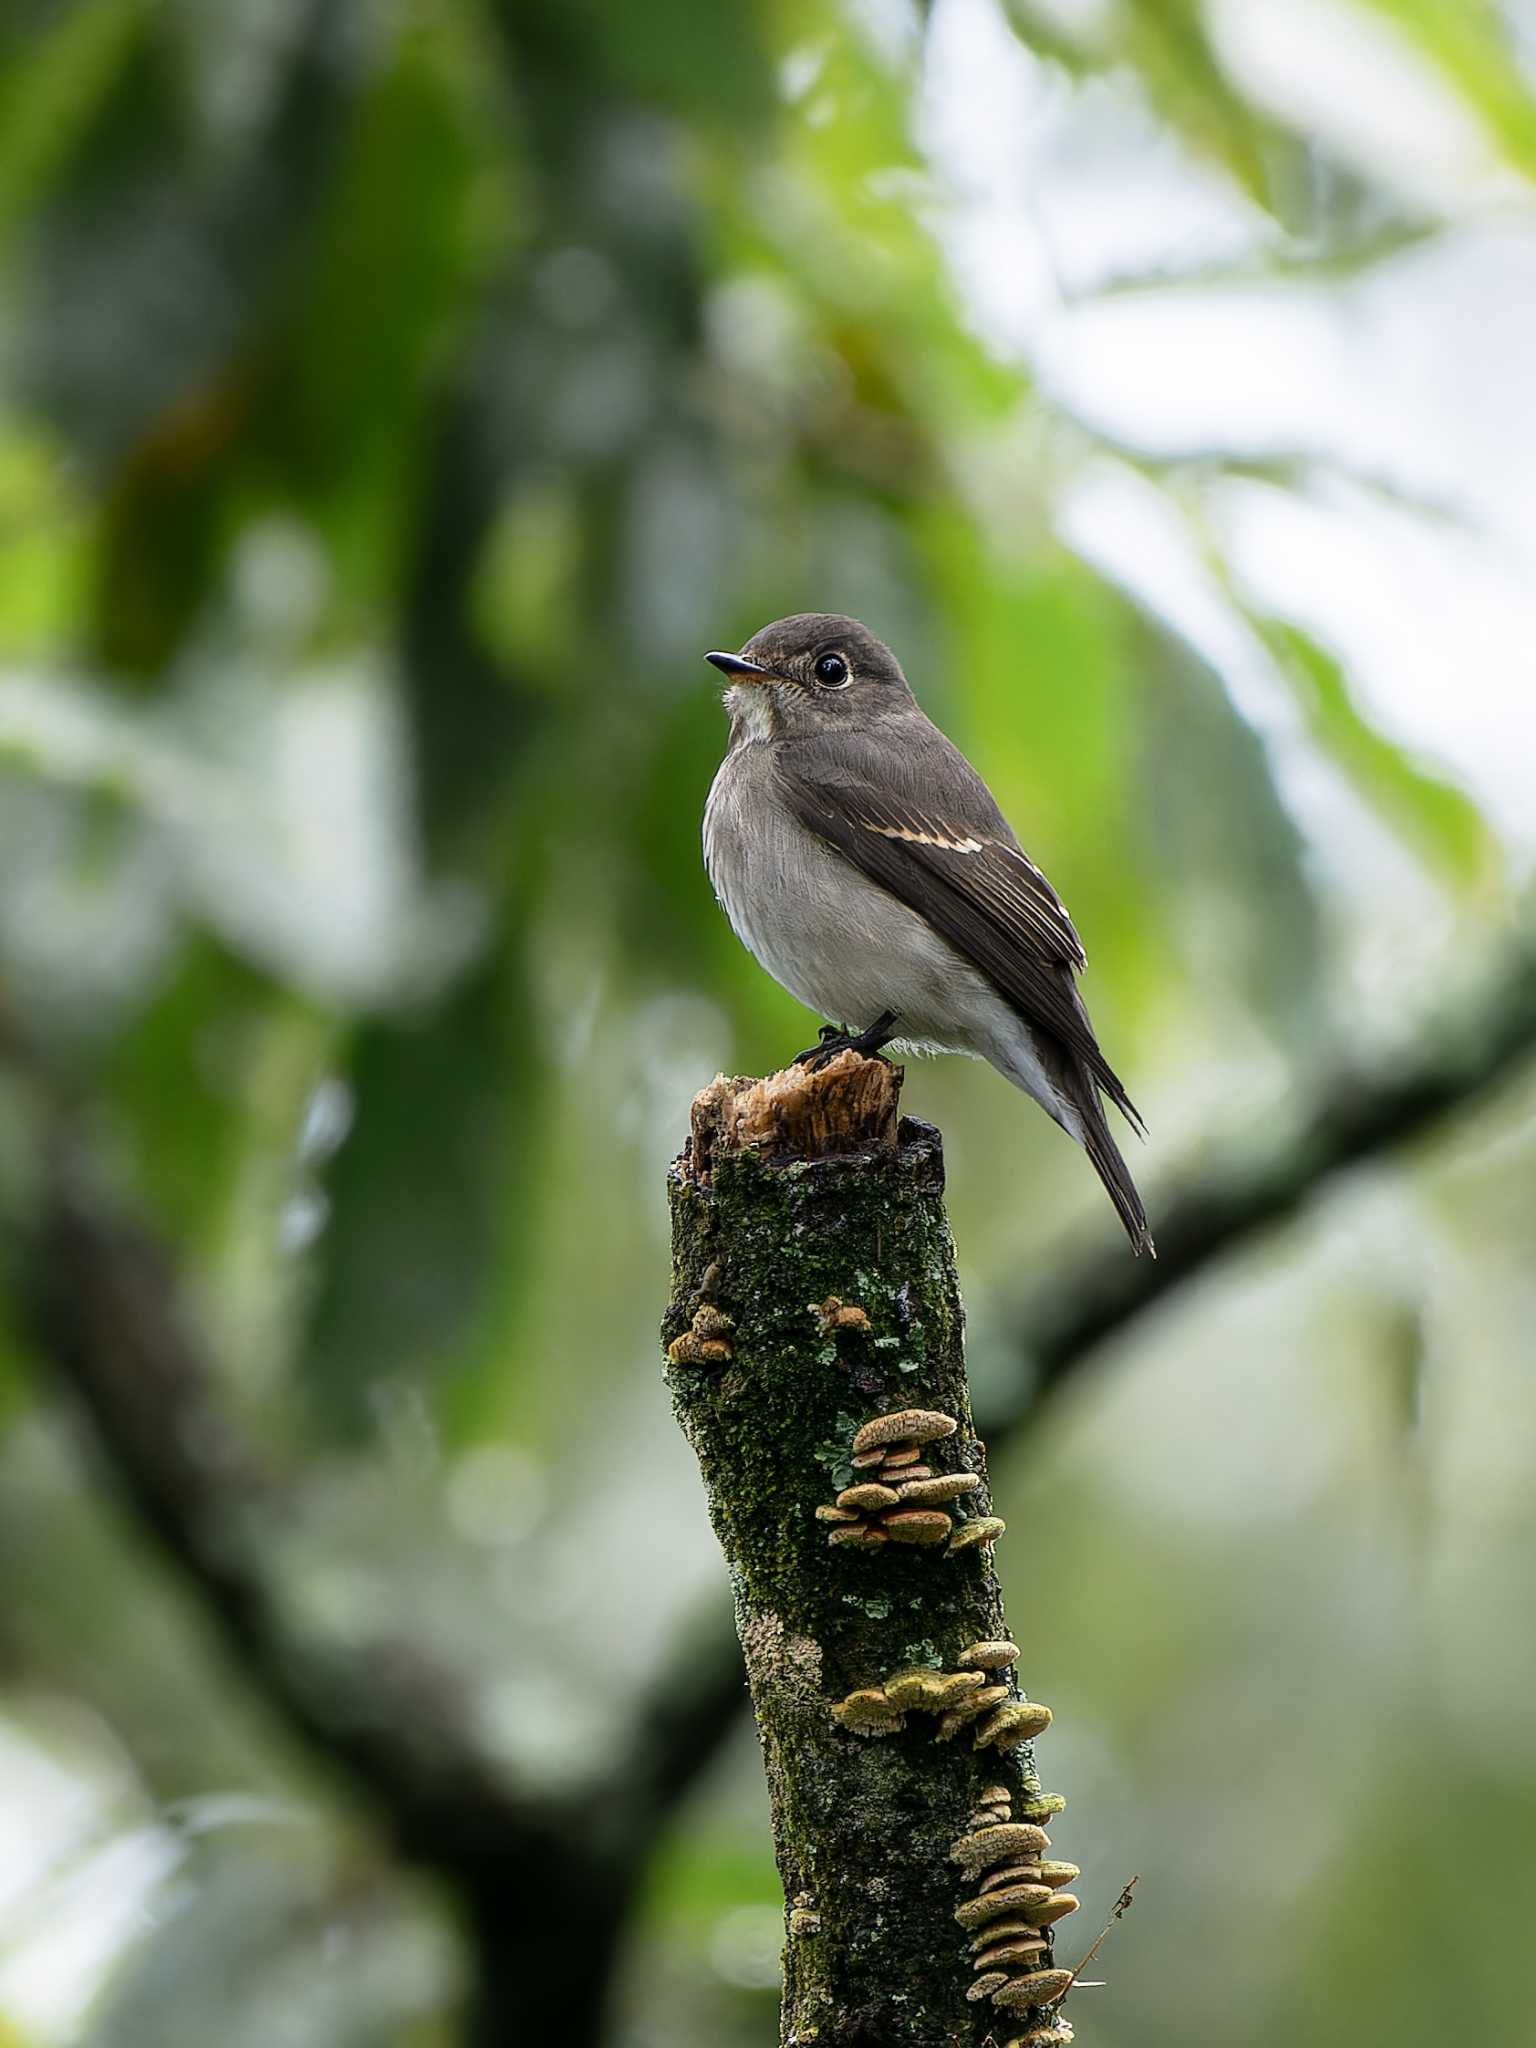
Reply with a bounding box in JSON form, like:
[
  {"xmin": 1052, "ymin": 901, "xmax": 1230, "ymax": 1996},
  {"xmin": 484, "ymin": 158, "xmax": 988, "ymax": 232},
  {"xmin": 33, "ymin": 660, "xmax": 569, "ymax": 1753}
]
[{"xmin": 663, "ymin": 1053, "xmax": 1080, "ymax": 2048}]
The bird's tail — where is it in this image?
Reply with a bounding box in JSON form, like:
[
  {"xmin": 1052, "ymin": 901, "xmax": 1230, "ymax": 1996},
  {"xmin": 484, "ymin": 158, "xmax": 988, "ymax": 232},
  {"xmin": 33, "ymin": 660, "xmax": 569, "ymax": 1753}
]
[{"xmin": 1071, "ymin": 1069, "xmax": 1155, "ymax": 1257}]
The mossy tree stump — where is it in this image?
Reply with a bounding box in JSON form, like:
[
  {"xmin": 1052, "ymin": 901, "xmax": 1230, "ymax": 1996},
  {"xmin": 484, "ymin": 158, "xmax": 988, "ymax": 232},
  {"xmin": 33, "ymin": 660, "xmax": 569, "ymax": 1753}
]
[{"xmin": 664, "ymin": 1053, "xmax": 1076, "ymax": 2048}]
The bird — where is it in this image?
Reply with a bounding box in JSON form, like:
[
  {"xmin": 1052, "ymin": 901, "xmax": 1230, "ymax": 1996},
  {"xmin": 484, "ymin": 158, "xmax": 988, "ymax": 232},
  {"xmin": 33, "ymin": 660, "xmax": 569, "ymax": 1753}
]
[{"xmin": 701, "ymin": 612, "xmax": 1153, "ymax": 1255}]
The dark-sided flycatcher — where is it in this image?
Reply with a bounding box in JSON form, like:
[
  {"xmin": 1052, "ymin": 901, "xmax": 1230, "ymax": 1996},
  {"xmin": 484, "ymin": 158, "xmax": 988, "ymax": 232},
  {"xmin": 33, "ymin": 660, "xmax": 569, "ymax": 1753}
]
[{"xmin": 703, "ymin": 613, "xmax": 1153, "ymax": 1254}]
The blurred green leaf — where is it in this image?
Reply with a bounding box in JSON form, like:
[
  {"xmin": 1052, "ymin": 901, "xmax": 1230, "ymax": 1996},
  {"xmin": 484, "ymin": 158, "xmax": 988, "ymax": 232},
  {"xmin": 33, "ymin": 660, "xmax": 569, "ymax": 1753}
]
[
  {"xmin": 1257, "ymin": 616, "xmax": 1500, "ymax": 890},
  {"xmin": 301, "ymin": 950, "xmax": 544, "ymax": 1438},
  {"xmin": 1119, "ymin": 0, "xmax": 1283, "ymax": 206},
  {"xmin": 1005, "ymin": 0, "xmax": 1306, "ymax": 216},
  {"xmin": 508, "ymin": 0, "xmax": 771, "ymax": 125},
  {"xmin": 273, "ymin": 13, "xmax": 508, "ymax": 601},
  {"xmin": 0, "ymin": 424, "xmax": 92, "ymax": 655},
  {"xmin": 0, "ymin": 0, "xmax": 142, "ymax": 241},
  {"xmin": 1136, "ymin": 609, "xmax": 1323, "ymax": 1047},
  {"xmin": 1356, "ymin": 0, "xmax": 1536, "ymax": 179}
]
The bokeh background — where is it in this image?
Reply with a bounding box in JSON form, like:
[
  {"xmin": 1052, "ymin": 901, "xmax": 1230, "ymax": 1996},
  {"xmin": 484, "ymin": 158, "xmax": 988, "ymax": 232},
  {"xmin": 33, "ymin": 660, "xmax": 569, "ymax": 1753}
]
[{"xmin": 2, "ymin": 1, "xmax": 1535, "ymax": 2044}]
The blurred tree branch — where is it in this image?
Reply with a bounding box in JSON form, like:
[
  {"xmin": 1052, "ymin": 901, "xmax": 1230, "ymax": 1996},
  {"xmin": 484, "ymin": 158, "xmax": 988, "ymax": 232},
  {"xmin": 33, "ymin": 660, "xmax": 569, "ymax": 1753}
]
[
  {"xmin": 27, "ymin": 1148, "xmax": 530, "ymax": 1868},
  {"xmin": 1000, "ymin": 928, "xmax": 1536, "ymax": 1425}
]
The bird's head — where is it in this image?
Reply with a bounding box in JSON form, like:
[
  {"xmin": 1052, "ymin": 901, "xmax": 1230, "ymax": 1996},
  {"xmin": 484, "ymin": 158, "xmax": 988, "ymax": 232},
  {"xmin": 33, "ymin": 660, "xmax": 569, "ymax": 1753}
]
[{"xmin": 705, "ymin": 613, "xmax": 916, "ymax": 741}]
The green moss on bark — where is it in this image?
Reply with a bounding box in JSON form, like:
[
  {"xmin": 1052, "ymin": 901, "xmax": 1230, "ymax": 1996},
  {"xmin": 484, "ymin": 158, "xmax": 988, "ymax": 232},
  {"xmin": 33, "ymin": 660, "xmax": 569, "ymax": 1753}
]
[{"xmin": 664, "ymin": 1108, "xmax": 1060, "ymax": 2048}]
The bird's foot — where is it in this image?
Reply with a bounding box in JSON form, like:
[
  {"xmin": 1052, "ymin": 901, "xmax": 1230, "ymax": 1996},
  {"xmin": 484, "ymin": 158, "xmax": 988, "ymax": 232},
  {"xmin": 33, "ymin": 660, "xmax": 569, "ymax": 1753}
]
[
  {"xmin": 792, "ymin": 1023, "xmax": 845, "ymax": 1068},
  {"xmin": 792, "ymin": 1010, "xmax": 901, "ymax": 1071}
]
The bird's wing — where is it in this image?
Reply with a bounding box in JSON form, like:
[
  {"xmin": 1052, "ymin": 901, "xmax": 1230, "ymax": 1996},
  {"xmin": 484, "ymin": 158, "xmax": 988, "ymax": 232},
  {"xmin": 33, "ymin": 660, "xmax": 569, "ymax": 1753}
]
[{"xmin": 776, "ymin": 725, "xmax": 1144, "ymax": 1134}]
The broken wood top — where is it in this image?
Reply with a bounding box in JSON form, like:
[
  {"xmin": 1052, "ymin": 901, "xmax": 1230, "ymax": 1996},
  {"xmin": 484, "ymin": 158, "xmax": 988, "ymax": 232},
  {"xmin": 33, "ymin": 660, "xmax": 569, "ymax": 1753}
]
[{"xmin": 687, "ymin": 1050, "xmax": 903, "ymax": 1178}]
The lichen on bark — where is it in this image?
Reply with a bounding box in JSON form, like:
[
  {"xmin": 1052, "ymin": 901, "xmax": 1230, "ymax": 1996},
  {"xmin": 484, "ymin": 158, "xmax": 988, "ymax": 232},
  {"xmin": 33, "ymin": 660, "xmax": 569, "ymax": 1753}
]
[{"xmin": 663, "ymin": 1053, "xmax": 1070, "ymax": 2048}]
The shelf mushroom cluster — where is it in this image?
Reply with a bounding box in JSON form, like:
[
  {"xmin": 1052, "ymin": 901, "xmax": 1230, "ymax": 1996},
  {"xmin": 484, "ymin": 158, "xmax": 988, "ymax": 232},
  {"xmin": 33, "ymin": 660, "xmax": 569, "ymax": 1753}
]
[
  {"xmin": 815, "ymin": 1407, "xmax": 1005, "ymax": 1552},
  {"xmin": 951, "ymin": 1782, "xmax": 1081, "ymax": 2038},
  {"xmin": 665, "ymin": 1301, "xmax": 734, "ymax": 1368},
  {"xmin": 829, "ymin": 1641, "xmax": 1052, "ymax": 1752}
]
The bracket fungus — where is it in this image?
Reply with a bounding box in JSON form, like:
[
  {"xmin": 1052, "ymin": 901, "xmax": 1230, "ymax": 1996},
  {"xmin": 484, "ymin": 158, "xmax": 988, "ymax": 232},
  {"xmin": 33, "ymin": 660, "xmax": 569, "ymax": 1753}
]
[
  {"xmin": 832, "ymin": 1648, "xmax": 1055, "ymax": 1768},
  {"xmin": 950, "ymin": 1824, "xmax": 1050, "ymax": 1878},
  {"xmin": 970, "ymin": 1919, "xmax": 1046, "ymax": 1955},
  {"xmin": 992, "ymin": 1969, "xmax": 1075, "ymax": 2013},
  {"xmin": 666, "ymin": 1302, "xmax": 735, "ymax": 1368},
  {"xmin": 893, "ymin": 1472, "xmax": 982, "ymax": 1508},
  {"xmin": 1017, "ymin": 1791, "xmax": 1067, "ymax": 1823},
  {"xmin": 815, "ymin": 1406, "xmax": 1001, "ymax": 1554},
  {"xmin": 830, "ymin": 1659, "xmax": 1055, "ymax": 1767},
  {"xmin": 980, "ymin": 1860, "xmax": 1046, "ymax": 1892},
  {"xmin": 967, "ymin": 1971, "xmax": 1010, "ymax": 2002},
  {"xmin": 886, "ymin": 1667, "xmax": 986, "ymax": 1712},
  {"xmin": 955, "ymin": 1885, "xmax": 1056, "ymax": 1930},
  {"xmin": 850, "ymin": 1408, "xmax": 958, "ymax": 1455},
  {"xmin": 958, "ymin": 1639, "xmax": 1020, "ymax": 1671},
  {"xmin": 830, "ymin": 1688, "xmax": 906, "ymax": 1737},
  {"xmin": 883, "ymin": 1508, "xmax": 955, "ymax": 1545},
  {"xmin": 975, "ymin": 1701, "xmax": 1053, "ymax": 1749},
  {"xmin": 815, "ymin": 1295, "xmax": 873, "ymax": 1334},
  {"xmin": 975, "ymin": 1933, "xmax": 1049, "ymax": 1969},
  {"xmin": 951, "ymin": 1785, "xmax": 1081, "ymax": 2020},
  {"xmin": 837, "ymin": 1482, "xmax": 901, "ymax": 1514},
  {"xmin": 935, "ymin": 1683, "xmax": 1010, "ymax": 1741}
]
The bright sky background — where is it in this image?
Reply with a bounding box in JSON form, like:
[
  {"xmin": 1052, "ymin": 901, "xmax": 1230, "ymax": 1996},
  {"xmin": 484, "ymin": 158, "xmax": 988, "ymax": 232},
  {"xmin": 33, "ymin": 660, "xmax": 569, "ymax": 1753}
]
[{"xmin": 922, "ymin": 0, "xmax": 1536, "ymax": 854}]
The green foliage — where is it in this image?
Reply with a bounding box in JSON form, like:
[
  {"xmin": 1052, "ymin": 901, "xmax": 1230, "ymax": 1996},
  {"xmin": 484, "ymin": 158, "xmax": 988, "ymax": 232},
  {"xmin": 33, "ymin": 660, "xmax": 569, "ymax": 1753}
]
[
  {"xmin": 1357, "ymin": 0, "xmax": 1536, "ymax": 178},
  {"xmin": 1258, "ymin": 616, "xmax": 1501, "ymax": 889}
]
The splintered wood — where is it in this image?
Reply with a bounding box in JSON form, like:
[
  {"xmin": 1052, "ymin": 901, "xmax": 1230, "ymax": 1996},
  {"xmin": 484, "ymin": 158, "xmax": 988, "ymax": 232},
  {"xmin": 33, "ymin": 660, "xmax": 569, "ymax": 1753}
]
[{"xmin": 687, "ymin": 1050, "xmax": 902, "ymax": 1179}]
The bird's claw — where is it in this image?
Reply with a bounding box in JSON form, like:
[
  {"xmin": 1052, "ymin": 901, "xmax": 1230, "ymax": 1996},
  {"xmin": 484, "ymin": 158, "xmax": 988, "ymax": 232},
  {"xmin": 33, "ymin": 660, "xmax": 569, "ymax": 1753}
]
[
  {"xmin": 792, "ymin": 1011, "xmax": 901, "ymax": 1071},
  {"xmin": 792, "ymin": 1027, "xmax": 850, "ymax": 1070}
]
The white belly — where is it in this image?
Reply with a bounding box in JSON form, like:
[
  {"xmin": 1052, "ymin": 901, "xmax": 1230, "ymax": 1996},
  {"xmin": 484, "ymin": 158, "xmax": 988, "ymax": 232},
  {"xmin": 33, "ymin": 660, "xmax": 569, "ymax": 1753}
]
[{"xmin": 703, "ymin": 746, "xmax": 1019, "ymax": 1048}]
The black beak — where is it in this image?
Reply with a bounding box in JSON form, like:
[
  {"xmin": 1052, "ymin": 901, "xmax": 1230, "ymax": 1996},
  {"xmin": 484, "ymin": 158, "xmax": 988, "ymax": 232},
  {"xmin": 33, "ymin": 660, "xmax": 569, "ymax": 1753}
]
[{"xmin": 705, "ymin": 650, "xmax": 777, "ymax": 680}]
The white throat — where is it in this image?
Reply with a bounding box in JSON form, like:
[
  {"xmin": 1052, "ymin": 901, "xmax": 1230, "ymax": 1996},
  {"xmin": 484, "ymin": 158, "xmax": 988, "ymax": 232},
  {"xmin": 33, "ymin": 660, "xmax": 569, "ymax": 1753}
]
[{"xmin": 725, "ymin": 683, "xmax": 778, "ymax": 745}]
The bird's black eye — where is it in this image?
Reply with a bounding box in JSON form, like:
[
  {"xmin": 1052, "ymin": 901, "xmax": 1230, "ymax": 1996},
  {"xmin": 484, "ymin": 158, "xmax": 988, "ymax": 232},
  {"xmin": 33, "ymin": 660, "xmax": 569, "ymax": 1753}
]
[{"xmin": 813, "ymin": 652, "xmax": 849, "ymax": 687}]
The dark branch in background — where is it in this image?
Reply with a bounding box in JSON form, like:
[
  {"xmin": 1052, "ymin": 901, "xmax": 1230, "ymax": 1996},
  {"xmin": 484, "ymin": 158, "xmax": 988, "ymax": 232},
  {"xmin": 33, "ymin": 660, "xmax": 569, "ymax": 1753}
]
[
  {"xmin": 997, "ymin": 926, "xmax": 1536, "ymax": 1428},
  {"xmin": 28, "ymin": 1143, "xmax": 538, "ymax": 1871},
  {"xmin": 613, "ymin": 1609, "xmax": 750, "ymax": 1854}
]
